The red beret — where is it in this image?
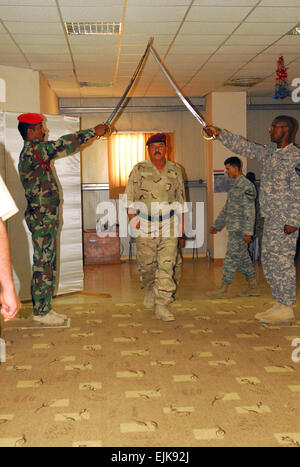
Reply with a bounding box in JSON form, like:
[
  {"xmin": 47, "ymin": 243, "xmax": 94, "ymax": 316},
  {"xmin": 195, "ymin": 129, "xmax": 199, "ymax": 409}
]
[
  {"xmin": 17, "ymin": 113, "xmax": 44, "ymax": 124},
  {"xmin": 146, "ymin": 133, "xmax": 166, "ymax": 146}
]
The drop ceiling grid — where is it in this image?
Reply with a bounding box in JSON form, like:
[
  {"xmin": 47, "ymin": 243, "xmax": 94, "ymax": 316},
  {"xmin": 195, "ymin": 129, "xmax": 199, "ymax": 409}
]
[{"xmin": 0, "ymin": 1, "xmax": 299, "ymax": 97}]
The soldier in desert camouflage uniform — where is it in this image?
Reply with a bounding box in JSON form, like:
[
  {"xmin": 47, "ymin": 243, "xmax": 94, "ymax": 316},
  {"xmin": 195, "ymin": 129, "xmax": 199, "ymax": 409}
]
[
  {"xmin": 17, "ymin": 113, "xmax": 108, "ymax": 325},
  {"xmin": 205, "ymin": 116, "xmax": 300, "ymax": 325},
  {"xmin": 125, "ymin": 133, "xmax": 186, "ymax": 322},
  {"xmin": 208, "ymin": 156, "xmax": 258, "ymax": 299}
]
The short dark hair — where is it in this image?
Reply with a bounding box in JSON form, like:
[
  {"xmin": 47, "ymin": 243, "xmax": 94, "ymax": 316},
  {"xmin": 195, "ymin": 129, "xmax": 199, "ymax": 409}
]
[
  {"xmin": 224, "ymin": 156, "xmax": 242, "ymax": 170},
  {"xmin": 274, "ymin": 115, "xmax": 298, "ymax": 140},
  {"xmin": 18, "ymin": 121, "xmax": 37, "ymax": 140}
]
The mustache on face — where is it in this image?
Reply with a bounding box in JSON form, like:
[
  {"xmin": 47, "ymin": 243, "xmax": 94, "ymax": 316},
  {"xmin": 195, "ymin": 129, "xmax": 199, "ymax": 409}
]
[{"xmin": 154, "ymin": 151, "xmax": 161, "ymax": 155}]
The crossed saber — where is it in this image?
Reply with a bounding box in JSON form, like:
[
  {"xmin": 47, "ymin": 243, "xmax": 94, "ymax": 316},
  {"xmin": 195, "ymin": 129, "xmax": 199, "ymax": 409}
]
[{"xmin": 104, "ymin": 37, "xmax": 214, "ymax": 140}]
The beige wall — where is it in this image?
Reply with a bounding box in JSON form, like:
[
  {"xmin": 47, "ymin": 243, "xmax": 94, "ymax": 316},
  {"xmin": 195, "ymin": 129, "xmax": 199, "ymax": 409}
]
[
  {"xmin": 205, "ymin": 91, "xmax": 247, "ymax": 259},
  {"xmin": 81, "ymin": 109, "xmax": 205, "ymax": 183},
  {"xmin": 0, "ymin": 65, "xmax": 40, "ymax": 113},
  {"xmin": 39, "ymin": 72, "xmax": 59, "ymax": 116}
]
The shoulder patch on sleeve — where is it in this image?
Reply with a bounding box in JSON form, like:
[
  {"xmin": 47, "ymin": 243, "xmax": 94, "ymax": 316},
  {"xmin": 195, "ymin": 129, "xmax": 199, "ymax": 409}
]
[{"xmin": 295, "ymin": 163, "xmax": 300, "ymax": 177}]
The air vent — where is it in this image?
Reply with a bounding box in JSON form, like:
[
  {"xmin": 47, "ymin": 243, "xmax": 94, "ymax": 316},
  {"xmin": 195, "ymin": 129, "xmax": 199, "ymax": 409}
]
[
  {"xmin": 288, "ymin": 24, "xmax": 300, "ymax": 35},
  {"xmin": 65, "ymin": 22, "xmax": 121, "ymax": 35},
  {"xmin": 79, "ymin": 81, "xmax": 113, "ymax": 87},
  {"xmin": 224, "ymin": 77, "xmax": 264, "ymax": 88}
]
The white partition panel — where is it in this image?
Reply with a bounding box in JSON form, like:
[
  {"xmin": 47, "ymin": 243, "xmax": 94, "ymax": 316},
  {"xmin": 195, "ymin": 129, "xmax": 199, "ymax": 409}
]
[{"xmin": 1, "ymin": 112, "xmax": 83, "ymax": 299}]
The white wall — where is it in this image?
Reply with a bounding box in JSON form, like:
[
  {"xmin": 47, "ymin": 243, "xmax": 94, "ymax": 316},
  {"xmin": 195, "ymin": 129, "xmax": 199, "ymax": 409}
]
[{"xmin": 0, "ymin": 65, "xmax": 40, "ymax": 113}]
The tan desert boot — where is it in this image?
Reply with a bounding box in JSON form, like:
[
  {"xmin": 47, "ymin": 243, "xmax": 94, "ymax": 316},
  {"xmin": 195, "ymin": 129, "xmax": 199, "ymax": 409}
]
[
  {"xmin": 155, "ymin": 304, "xmax": 175, "ymax": 322},
  {"xmin": 238, "ymin": 278, "xmax": 260, "ymax": 297},
  {"xmin": 206, "ymin": 283, "xmax": 229, "ymax": 299},
  {"xmin": 255, "ymin": 304, "xmax": 295, "ymax": 325},
  {"xmin": 144, "ymin": 288, "xmax": 155, "ymax": 309}
]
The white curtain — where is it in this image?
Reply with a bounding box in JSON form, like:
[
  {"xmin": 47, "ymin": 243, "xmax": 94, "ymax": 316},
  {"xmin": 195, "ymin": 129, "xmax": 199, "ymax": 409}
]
[{"xmin": 0, "ymin": 112, "xmax": 83, "ymax": 299}]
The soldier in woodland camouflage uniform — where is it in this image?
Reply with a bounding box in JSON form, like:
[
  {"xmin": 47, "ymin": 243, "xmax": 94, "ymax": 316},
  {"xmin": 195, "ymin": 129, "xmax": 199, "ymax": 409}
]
[
  {"xmin": 17, "ymin": 113, "xmax": 108, "ymax": 325},
  {"xmin": 205, "ymin": 116, "xmax": 300, "ymax": 325},
  {"xmin": 125, "ymin": 133, "xmax": 186, "ymax": 322},
  {"xmin": 208, "ymin": 156, "xmax": 258, "ymax": 299}
]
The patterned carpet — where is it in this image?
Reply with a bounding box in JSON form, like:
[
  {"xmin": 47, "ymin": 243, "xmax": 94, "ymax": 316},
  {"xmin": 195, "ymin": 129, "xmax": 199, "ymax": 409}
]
[{"xmin": 0, "ymin": 261, "xmax": 300, "ymax": 447}]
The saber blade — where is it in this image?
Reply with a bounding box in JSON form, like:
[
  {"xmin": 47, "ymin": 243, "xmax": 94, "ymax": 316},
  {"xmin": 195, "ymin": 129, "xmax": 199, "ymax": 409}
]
[
  {"xmin": 105, "ymin": 38, "xmax": 153, "ymax": 126},
  {"xmin": 149, "ymin": 45, "xmax": 207, "ymax": 128}
]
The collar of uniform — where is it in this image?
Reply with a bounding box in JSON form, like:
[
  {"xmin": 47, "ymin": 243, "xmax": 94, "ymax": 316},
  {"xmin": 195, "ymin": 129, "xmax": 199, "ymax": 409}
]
[
  {"xmin": 24, "ymin": 139, "xmax": 41, "ymax": 146},
  {"xmin": 146, "ymin": 157, "xmax": 171, "ymax": 174},
  {"xmin": 232, "ymin": 174, "xmax": 245, "ymax": 187},
  {"xmin": 275, "ymin": 142, "xmax": 293, "ymax": 153}
]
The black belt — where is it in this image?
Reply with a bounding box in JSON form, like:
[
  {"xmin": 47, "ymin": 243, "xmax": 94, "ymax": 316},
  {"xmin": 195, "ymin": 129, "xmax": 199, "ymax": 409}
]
[{"xmin": 139, "ymin": 210, "xmax": 175, "ymax": 222}]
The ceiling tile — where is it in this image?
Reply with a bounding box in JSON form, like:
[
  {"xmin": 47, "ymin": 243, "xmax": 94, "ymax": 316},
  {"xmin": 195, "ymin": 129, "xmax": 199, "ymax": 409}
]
[
  {"xmin": 122, "ymin": 34, "xmax": 173, "ymax": 45},
  {"xmin": 174, "ymin": 34, "xmax": 227, "ymax": 46},
  {"xmin": 217, "ymin": 44, "xmax": 266, "ymax": 54},
  {"xmin": 12, "ymin": 34, "xmax": 67, "ymax": 45},
  {"xmin": 170, "ymin": 44, "xmax": 218, "ymax": 54},
  {"xmin": 193, "ymin": 0, "xmax": 258, "ymax": 4},
  {"xmin": 0, "ymin": 34, "xmax": 16, "ymax": 45},
  {"xmin": 264, "ymin": 44, "xmax": 300, "ymax": 54},
  {"xmin": 234, "ymin": 22, "xmax": 296, "ymax": 35},
  {"xmin": 246, "ymin": 7, "xmax": 300, "ymax": 22},
  {"xmin": 180, "ymin": 22, "xmax": 239, "ymax": 35},
  {"xmin": 125, "ymin": 6, "xmax": 187, "ymax": 22},
  {"xmin": 226, "ymin": 35, "xmax": 281, "ymax": 45},
  {"xmin": 4, "ymin": 21, "xmax": 63, "ymax": 34},
  {"xmin": 186, "ymin": 6, "xmax": 253, "ymax": 22},
  {"xmin": 0, "ymin": 0, "xmax": 54, "ymax": 5},
  {"xmin": 0, "ymin": 6, "xmax": 60, "ymax": 21},
  {"xmin": 60, "ymin": 6, "xmax": 123, "ymax": 22},
  {"xmin": 123, "ymin": 22, "xmax": 180, "ymax": 35},
  {"xmin": 21, "ymin": 44, "xmax": 69, "ymax": 54},
  {"xmin": 59, "ymin": 0, "xmax": 124, "ymax": 4},
  {"xmin": 259, "ymin": 0, "xmax": 300, "ymax": 5}
]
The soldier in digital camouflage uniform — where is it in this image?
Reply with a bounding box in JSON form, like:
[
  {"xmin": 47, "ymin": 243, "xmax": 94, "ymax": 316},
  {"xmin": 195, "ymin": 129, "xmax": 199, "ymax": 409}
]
[
  {"xmin": 17, "ymin": 113, "xmax": 108, "ymax": 325},
  {"xmin": 125, "ymin": 133, "xmax": 186, "ymax": 322},
  {"xmin": 208, "ymin": 156, "xmax": 258, "ymax": 299},
  {"xmin": 205, "ymin": 116, "xmax": 300, "ymax": 325}
]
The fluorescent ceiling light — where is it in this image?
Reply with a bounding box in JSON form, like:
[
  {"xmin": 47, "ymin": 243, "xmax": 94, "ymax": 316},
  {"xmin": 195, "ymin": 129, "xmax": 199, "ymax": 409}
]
[
  {"xmin": 65, "ymin": 22, "xmax": 121, "ymax": 35},
  {"xmin": 79, "ymin": 81, "xmax": 113, "ymax": 87}
]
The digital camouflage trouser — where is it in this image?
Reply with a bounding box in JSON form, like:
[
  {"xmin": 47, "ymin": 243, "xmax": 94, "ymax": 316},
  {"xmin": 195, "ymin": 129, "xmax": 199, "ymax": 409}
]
[
  {"xmin": 222, "ymin": 230, "xmax": 256, "ymax": 285},
  {"xmin": 262, "ymin": 220, "xmax": 298, "ymax": 306},
  {"xmin": 26, "ymin": 210, "xmax": 59, "ymax": 316},
  {"xmin": 136, "ymin": 237, "xmax": 178, "ymax": 306}
]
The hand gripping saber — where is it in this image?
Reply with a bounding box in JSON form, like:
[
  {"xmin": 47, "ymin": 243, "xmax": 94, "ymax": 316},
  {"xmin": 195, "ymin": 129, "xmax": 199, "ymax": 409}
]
[
  {"xmin": 101, "ymin": 38, "xmax": 153, "ymax": 135},
  {"xmin": 149, "ymin": 43, "xmax": 215, "ymax": 140}
]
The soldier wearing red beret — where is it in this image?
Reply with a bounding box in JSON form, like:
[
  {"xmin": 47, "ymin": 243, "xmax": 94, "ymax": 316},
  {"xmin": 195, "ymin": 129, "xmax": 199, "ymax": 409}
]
[{"xmin": 17, "ymin": 113, "xmax": 109, "ymax": 325}]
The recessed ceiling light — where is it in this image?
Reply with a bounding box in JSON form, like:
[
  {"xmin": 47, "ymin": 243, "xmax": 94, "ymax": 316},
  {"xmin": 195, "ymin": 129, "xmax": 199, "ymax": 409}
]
[
  {"xmin": 287, "ymin": 24, "xmax": 300, "ymax": 35},
  {"xmin": 224, "ymin": 77, "xmax": 264, "ymax": 87},
  {"xmin": 65, "ymin": 22, "xmax": 121, "ymax": 35}
]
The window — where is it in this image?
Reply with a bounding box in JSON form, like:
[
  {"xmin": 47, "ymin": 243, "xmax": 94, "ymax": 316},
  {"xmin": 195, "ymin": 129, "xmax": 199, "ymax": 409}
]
[{"xmin": 108, "ymin": 132, "xmax": 174, "ymax": 198}]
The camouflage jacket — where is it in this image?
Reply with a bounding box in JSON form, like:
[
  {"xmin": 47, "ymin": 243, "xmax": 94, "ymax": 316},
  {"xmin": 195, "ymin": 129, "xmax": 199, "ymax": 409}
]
[
  {"xmin": 213, "ymin": 174, "xmax": 256, "ymax": 235},
  {"xmin": 124, "ymin": 158, "xmax": 186, "ymax": 218},
  {"xmin": 218, "ymin": 130, "xmax": 300, "ymax": 228},
  {"xmin": 18, "ymin": 129, "xmax": 96, "ymax": 214}
]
